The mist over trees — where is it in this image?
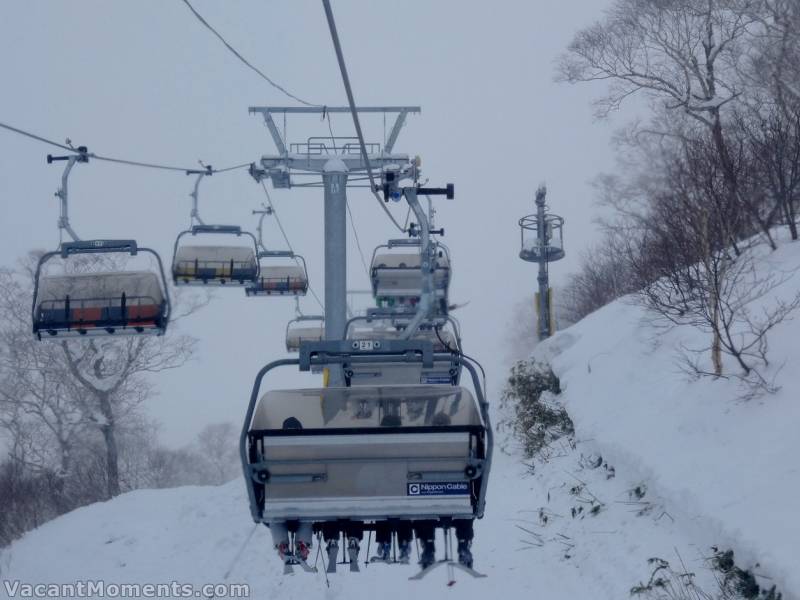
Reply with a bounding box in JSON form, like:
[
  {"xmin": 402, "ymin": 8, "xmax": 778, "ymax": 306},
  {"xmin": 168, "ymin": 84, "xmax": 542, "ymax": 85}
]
[
  {"xmin": 0, "ymin": 257, "xmax": 236, "ymax": 547},
  {"xmin": 556, "ymin": 0, "xmax": 800, "ymax": 387}
]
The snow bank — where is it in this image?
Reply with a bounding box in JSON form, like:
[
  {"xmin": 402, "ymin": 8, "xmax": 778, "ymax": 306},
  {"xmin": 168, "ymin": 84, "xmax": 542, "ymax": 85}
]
[
  {"xmin": 537, "ymin": 238, "xmax": 800, "ymax": 594},
  {"xmin": 2, "ymin": 449, "xmax": 742, "ymax": 600},
  {"xmin": 2, "ymin": 240, "xmax": 798, "ymax": 599},
  {"xmin": 0, "ymin": 466, "xmax": 601, "ymax": 599}
]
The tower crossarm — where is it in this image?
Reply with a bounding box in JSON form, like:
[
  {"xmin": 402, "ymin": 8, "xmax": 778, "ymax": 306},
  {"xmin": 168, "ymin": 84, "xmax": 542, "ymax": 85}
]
[
  {"xmin": 258, "ymin": 153, "xmax": 411, "ymax": 174},
  {"xmin": 248, "ymin": 106, "xmax": 420, "ymax": 157}
]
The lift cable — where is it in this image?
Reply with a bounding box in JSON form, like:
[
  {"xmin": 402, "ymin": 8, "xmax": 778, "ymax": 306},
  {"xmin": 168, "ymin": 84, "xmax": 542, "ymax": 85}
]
[
  {"xmin": 259, "ymin": 180, "xmax": 325, "ymax": 312},
  {"xmin": 345, "ymin": 199, "xmax": 371, "ymax": 280},
  {"xmin": 0, "ymin": 119, "xmax": 250, "ymax": 174},
  {"xmin": 402, "ymin": 205, "xmax": 412, "ymax": 231},
  {"xmin": 199, "ymin": 161, "xmax": 253, "ymax": 173},
  {"xmin": 0, "ymin": 120, "xmax": 75, "ymax": 152},
  {"xmin": 92, "ymin": 154, "xmax": 249, "ymax": 174},
  {"xmin": 326, "ymin": 112, "xmax": 370, "ymax": 283},
  {"xmin": 320, "ymin": 0, "xmax": 406, "ymax": 234},
  {"xmin": 180, "ymin": 0, "xmax": 322, "ymax": 108},
  {"xmin": 435, "ymin": 325, "xmax": 488, "ymax": 399}
]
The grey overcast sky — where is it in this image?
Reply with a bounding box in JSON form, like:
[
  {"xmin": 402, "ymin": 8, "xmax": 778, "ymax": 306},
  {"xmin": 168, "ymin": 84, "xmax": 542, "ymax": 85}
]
[{"xmin": 0, "ymin": 1, "xmax": 616, "ymax": 446}]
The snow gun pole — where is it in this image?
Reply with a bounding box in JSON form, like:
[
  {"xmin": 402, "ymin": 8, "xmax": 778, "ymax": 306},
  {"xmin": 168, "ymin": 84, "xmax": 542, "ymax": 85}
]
[{"xmin": 535, "ymin": 186, "xmax": 551, "ymax": 339}]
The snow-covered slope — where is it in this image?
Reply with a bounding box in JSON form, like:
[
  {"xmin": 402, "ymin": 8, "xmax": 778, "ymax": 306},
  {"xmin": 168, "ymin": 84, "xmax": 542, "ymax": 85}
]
[
  {"xmin": 0, "ymin": 452, "xmax": 638, "ymax": 600},
  {"xmin": 1, "ymin": 447, "xmax": 742, "ymax": 600},
  {"xmin": 537, "ymin": 238, "xmax": 800, "ymax": 596},
  {"xmin": 3, "ymin": 241, "xmax": 798, "ymax": 599}
]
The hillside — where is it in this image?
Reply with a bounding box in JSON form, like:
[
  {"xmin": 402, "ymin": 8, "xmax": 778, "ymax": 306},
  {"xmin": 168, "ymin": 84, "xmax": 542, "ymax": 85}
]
[
  {"xmin": 538, "ymin": 236, "xmax": 800, "ymax": 596},
  {"xmin": 1, "ymin": 446, "xmax": 752, "ymax": 599},
  {"xmin": 2, "ymin": 240, "xmax": 798, "ymax": 600}
]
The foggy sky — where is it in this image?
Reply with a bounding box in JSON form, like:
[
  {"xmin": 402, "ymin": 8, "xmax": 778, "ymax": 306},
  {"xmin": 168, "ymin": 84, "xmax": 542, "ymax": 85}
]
[{"xmin": 0, "ymin": 1, "xmax": 616, "ymax": 445}]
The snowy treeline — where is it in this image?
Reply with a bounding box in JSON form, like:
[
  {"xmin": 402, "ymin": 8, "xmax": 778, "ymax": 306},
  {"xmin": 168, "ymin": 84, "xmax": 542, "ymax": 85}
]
[
  {"xmin": 557, "ymin": 0, "xmax": 800, "ymax": 387},
  {"xmin": 0, "ymin": 258, "xmax": 237, "ymax": 547}
]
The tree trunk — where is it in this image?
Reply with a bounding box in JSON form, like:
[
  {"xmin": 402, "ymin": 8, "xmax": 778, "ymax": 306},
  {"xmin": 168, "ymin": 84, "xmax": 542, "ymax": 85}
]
[
  {"xmin": 786, "ymin": 202, "xmax": 798, "ymax": 240},
  {"xmin": 711, "ymin": 297, "xmax": 723, "ymax": 377},
  {"xmin": 51, "ymin": 439, "xmax": 73, "ymax": 513},
  {"xmin": 712, "ymin": 115, "xmax": 777, "ymax": 250},
  {"xmin": 97, "ymin": 392, "xmax": 120, "ymax": 498}
]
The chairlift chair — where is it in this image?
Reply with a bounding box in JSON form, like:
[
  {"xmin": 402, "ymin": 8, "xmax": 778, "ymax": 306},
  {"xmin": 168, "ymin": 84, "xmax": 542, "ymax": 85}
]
[
  {"xmin": 370, "ymin": 239, "xmax": 451, "ymax": 314},
  {"xmin": 246, "ymin": 251, "xmax": 309, "ymax": 297},
  {"xmin": 172, "ymin": 225, "xmax": 259, "ymax": 286},
  {"xmin": 241, "ymin": 339, "xmax": 492, "ymax": 533},
  {"xmin": 32, "ymin": 240, "xmax": 171, "ymax": 340},
  {"xmin": 285, "ymin": 315, "xmax": 325, "ymax": 352}
]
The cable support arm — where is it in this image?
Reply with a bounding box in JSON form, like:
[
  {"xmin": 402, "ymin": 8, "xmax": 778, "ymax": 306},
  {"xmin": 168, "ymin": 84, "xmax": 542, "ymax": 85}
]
[
  {"xmin": 47, "ymin": 149, "xmax": 90, "ymax": 242},
  {"xmin": 401, "ymin": 186, "xmax": 434, "ymax": 340},
  {"xmin": 187, "ymin": 166, "xmax": 213, "ymax": 226}
]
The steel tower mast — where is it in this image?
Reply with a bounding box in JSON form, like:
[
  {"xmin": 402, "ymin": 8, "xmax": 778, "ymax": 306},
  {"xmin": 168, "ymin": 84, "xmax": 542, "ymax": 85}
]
[
  {"xmin": 248, "ymin": 106, "xmax": 419, "ymax": 383},
  {"xmin": 518, "ymin": 185, "xmax": 565, "ymax": 340}
]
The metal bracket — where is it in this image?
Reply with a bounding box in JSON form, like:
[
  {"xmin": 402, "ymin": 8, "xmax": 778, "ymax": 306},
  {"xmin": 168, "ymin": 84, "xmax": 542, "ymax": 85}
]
[
  {"xmin": 258, "ymin": 250, "xmax": 294, "ymax": 259},
  {"xmin": 252, "ymin": 206, "xmax": 274, "ymax": 253},
  {"xmin": 248, "ymin": 463, "xmax": 327, "ymax": 484},
  {"xmin": 59, "ymin": 239, "xmax": 138, "ymax": 258},
  {"xmin": 249, "ymin": 106, "xmax": 420, "ymax": 158},
  {"xmin": 298, "ymin": 339, "xmax": 434, "ymax": 371},
  {"xmin": 385, "ymin": 108, "xmax": 411, "ymax": 154},
  {"xmin": 190, "ymin": 224, "xmax": 242, "ymax": 235},
  {"xmin": 48, "ymin": 149, "xmax": 90, "ymax": 242},
  {"xmin": 186, "ymin": 166, "xmax": 213, "ymax": 226},
  {"xmin": 417, "ymin": 184, "xmax": 454, "ymax": 200},
  {"xmin": 387, "ymin": 238, "xmax": 422, "ymax": 248},
  {"xmin": 400, "ymin": 186, "xmax": 434, "ymax": 339}
]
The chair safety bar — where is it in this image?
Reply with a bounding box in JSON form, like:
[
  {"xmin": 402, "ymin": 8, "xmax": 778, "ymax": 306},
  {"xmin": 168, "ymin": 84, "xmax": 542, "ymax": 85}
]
[
  {"xmin": 298, "ymin": 340, "xmax": 436, "ymax": 370},
  {"xmin": 191, "ymin": 224, "xmax": 242, "ymax": 235},
  {"xmin": 258, "ymin": 250, "xmax": 295, "ymax": 258},
  {"xmin": 60, "ymin": 239, "xmax": 138, "ymax": 257}
]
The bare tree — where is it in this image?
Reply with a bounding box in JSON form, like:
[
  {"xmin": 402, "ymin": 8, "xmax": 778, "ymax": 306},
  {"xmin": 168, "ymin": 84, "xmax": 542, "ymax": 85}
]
[
  {"xmin": 745, "ymin": 0, "xmax": 800, "ymax": 106},
  {"xmin": 736, "ymin": 101, "xmax": 800, "ymax": 240},
  {"xmin": 610, "ymin": 132, "xmax": 799, "ymax": 385},
  {"xmin": 558, "ymin": 229, "xmax": 639, "ymax": 324},
  {"xmin": 195, "ymin": 422, "xmax": 239, "ymax": 485},
  {"xmin": 558, "ymin": 0, "xmax": 782, "ymax": 249},
  {"xmin": 0, "ymin": 255, "xmax": 201, "ymax": 500},
  {"xmin": 59, "ymin": 335, "xmax": 194, "ymax": 498},
  {"xmin": 0, "ymin": 268, "xmax": 94, "ymax": 507}
]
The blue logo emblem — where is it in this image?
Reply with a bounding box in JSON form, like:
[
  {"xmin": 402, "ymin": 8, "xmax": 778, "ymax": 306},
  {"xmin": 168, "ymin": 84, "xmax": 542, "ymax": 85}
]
[{"xmin": 407, "ymin": 482, "xmax": 470, "ymax": 496}]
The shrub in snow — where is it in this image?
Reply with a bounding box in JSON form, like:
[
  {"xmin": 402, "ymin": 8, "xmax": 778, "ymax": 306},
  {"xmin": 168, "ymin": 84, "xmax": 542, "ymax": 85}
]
[
  {"xmin": 500, "ymin": 359, "xmax": 574, "ymax": 459},
  {"xmin": 630, "ymin": 557, "xmax": 709, "ymax": 600},
  {"xmin": 710, "ymin": 548, "xmax": 782, "ymax": 600},
  {"xmin": 630, "ymin": 551, "xmax": 783, "ymax": 600}
]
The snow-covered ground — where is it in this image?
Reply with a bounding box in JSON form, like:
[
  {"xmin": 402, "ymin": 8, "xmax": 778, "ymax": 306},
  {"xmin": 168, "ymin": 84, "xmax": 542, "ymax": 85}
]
[
  {"xmin": 537, "ymin": 236, "xmax": 800, "ymax": 597},
  {"xmin": 2, "ymin": 239, "xmax": 798, "ymax": 599},
  {"xmin": 0, "ymin": 444, "xmax": 735, "ymax": 600}
]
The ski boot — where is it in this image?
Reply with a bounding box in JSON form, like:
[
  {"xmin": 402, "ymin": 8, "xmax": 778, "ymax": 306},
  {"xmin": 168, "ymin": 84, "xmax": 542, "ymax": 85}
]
[
  {"xmin": 277, "ymin": 541, "xmax": 292, "ymax": 563},
  {"xmin": 419, "ymin": 540, "xmax": 436, "ymax": 569},
  {"xmin": 326, "ymin": 539, "xmax": 339, "ymax": 573},
  {"xmin": 371, "ymin": 541, "xmax": 391, "ymax": 562},
  {"xmin": 347, "ymin": 537, "xmax": 361, "ymax": 572},
  {"xmin": 398, "ymin": 541, "xmax": 412, "ymax": 564},
  {"xmin": 457, "ymin": 539, "xmax": 473, "ymax": 569},
  {"xmin": 295, "ymin": 540, "xmax": 311, "ymax": 562}
]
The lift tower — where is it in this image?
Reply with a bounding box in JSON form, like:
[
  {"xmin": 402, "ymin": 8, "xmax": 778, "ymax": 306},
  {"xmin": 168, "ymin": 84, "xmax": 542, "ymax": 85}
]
[
  {"xmin": 248, "ymin": 106, "xmax": 419, "ymax": 384},
  {"xmin": 518, "ymin": 186, "xmax": 565, "ymax": 340}
]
